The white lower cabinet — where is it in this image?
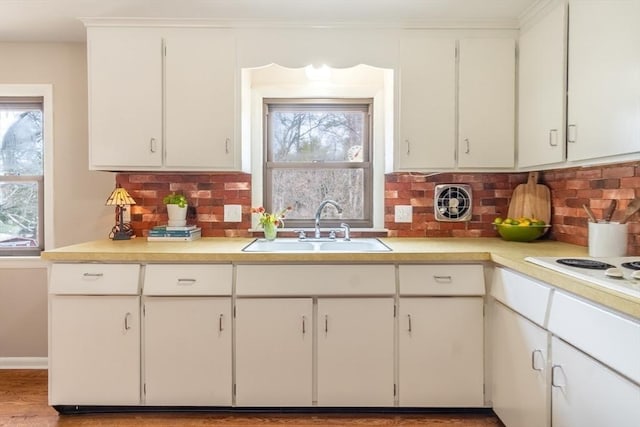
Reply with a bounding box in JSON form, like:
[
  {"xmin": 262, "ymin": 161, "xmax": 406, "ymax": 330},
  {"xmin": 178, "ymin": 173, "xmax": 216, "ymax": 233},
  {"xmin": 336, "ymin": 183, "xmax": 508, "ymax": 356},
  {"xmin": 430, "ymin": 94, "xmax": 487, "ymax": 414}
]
[
  {"xmin": 49, "ymin": 295, "xmax": 141, "ymax": 405},
  {"xmin": 317, "ymin": 298, "xmax": 395, "ymax": 407},
  {"xmin": 142, "ymin": 297, "xmax": 232, "ymax": 406},
  {"xmin": 551, "ymin": 337, "xmax": 640, "ymax": 427},
  {"xmin": 491, "ymin": 301, "xmax": 549, "ymax": 427},
  {"xmin": 399, "ymin": 297, "xmax": 484, "ymax": 407},
  {"xmin": 234, "ymin": 298, "xmax": 313, "ymax": 406}
]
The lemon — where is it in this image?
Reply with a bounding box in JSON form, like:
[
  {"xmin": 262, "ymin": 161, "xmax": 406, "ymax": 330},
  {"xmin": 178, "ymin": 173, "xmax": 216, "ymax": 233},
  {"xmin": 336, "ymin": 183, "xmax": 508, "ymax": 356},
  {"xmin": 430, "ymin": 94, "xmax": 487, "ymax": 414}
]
[
  {"xmin": 493, "ymin": 217, "xmax": 504, "ymax": 225},
  {"xmin": 503, "ymin": 218, "xmax": 512, "ymax": 225},
  {"xmin": 519, "ymin": 219, "xmax": 531, "ymax": 226}
]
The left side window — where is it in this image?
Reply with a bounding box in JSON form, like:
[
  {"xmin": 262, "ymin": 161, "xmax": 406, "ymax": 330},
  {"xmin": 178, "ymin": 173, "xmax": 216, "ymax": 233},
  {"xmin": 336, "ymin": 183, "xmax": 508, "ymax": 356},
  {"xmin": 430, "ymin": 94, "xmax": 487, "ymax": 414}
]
[{"xmin": 0, "ymin": 97, "xmax": 44, "ymax": 255}]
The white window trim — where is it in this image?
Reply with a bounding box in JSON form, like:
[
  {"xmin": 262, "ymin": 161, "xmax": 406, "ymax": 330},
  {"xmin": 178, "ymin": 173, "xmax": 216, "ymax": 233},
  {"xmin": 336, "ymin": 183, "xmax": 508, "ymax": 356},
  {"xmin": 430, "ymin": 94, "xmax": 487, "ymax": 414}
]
[
  {"xmin": 243, "ymin": 68, "xmax": 392, "ymax": 231},
  {"xmin": 0, "ymin": 84, "xmax": 54, "ymax": 265}
]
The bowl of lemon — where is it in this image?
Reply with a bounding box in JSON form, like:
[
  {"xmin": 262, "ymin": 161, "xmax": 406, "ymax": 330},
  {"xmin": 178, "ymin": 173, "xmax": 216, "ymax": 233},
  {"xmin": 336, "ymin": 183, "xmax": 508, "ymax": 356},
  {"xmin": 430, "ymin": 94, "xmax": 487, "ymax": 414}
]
[{"xmin": 493, "ymin": 217, "xmax": 550, "ymax": 242}]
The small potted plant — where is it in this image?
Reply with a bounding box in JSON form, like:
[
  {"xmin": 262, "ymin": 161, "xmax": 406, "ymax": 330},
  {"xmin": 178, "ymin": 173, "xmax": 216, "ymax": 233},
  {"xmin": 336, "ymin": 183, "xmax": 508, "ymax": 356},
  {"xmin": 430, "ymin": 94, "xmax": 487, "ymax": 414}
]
[{"xmin": 163, "ymin": 192, "xmax": 188, "ymax": 227}]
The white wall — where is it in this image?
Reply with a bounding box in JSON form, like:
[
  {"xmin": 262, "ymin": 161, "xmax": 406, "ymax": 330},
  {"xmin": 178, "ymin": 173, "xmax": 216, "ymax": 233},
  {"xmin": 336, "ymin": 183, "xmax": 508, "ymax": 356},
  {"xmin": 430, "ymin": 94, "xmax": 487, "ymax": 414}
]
[{"xmin": 0, "ymin": 42, "xmax": 115, "ymax": 361}]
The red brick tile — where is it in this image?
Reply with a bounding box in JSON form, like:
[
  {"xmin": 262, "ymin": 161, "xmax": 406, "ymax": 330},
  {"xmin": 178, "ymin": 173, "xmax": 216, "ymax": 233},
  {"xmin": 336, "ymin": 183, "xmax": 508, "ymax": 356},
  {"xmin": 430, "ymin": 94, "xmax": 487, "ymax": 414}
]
[{"xmin": 603, "ymin": 166, "xmax": 635, "ymax": 179}]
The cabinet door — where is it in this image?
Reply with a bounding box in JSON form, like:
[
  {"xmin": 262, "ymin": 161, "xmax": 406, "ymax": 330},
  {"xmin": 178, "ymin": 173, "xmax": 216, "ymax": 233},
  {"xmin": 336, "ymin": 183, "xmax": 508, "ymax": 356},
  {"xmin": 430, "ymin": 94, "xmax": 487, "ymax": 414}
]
[
  {"xmin": 88, "ymin": 27, "xmax": 163, "ymax": 169},
  {"xmin": 518, "ymin": 2, "xmax": 567, "ymax": 168},
  {"xmin": 491, "ymin": 301, "xmax": 549, "ymax": 427},
  {"xmin": 317, "ymin": 298, "xmax": 394, "ymax": 407},
  {"xmin": 235, "ymin": 298, "xmax": 313, "ymax": 406},
  {"xmin": 49, "ymin": 296, "xmax": 140, "ymax": 405},
  {"xmin": 164, "ymin": 29, "xmax": 237, "ymax": 169},
  {"xmin": 143, "ymin": 297, "xmax": 232, "ymax": 406},
  {"xmin": 397, "ymin": 35, "xmax": 456, "ymax": 170},
  {"xmin": 399, "ymin": 297, "xmax": 484, "ymax": 407},
  {"xmin": 458, "ymin": 38, "xmax": 515, "ymax": 168},
  {"xmin": 551, "ymin": 336, "xmax": 640, "ymax": 427},
  {"xmin": 567, "ymin": 0, "xmax": 640, "ymax": 161}
]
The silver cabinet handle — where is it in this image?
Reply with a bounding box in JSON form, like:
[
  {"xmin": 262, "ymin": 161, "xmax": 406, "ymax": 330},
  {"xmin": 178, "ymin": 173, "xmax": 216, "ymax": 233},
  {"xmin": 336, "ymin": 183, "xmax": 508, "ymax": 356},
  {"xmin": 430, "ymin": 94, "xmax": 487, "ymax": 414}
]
[
  {"xmin": 302, "ymin": 315, "xmax": 306, "ymax": 334},
  {"xmin": 464, "ymin": 138, "xmax": 470, "ymax": 154},
  {"xmin": 177, "ymin": 278, "xmax": 197, "ymax": 285},
  {"xmin": 433, "ymin": 275, "xmax": 452, "ymax": 283},
  {"xmin": 150, "ymin": 138, "xmax": 157, "ymax": 153},
  {"xmin": 405, "ymin": 139, "xmax": 410, "ymax": 155},
  {"xmin": 407, "ymin": 314, "xmax": 412, "ymax": 332},
  {"xmin": 124, "ymin": 312, "xmax": 132, "ymax": 330},
  {"xmin": 531, "ymin": 349, "xmax": 544, "ymax": 371},
  {"xmin": 82, "ymin": 272, "xmax": 104, "ymax": 278},
  {"xmin": 551, "ymin": 364, "xmax": 565, "ymax": 388},
  {"xmin": 219, "ymin": 314, "xmax": 224, "ymax": 332},
  {"xmin": 324, "ymin": 314, "xmax": 328, "ymax": 333},
  {"xmin": 567, "ymin": 124, "xmax": 577, "ymax": 143},
  {"xmin": 549, "ymin": 129, "xmax": 558, "ymax": 147},
  {"xmin": 225, "ymin": 138, "xmax": 230, "ymax": 154}
]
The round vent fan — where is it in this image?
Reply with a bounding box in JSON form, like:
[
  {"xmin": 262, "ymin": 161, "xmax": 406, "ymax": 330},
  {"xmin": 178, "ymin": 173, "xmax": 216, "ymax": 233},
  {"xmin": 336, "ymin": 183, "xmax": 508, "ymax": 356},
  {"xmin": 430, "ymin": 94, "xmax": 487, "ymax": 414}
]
[{"xmin": 434, "ymin": 184, "xmax": 472, "ymax": 222}]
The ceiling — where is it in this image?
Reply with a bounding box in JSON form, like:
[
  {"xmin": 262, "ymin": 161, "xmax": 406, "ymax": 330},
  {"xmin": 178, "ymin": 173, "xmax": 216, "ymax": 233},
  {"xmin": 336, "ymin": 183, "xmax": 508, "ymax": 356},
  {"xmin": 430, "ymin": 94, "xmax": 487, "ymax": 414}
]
[{"xmin": 0, "ymin": 0, "xmax": 539, "ymax": 42}]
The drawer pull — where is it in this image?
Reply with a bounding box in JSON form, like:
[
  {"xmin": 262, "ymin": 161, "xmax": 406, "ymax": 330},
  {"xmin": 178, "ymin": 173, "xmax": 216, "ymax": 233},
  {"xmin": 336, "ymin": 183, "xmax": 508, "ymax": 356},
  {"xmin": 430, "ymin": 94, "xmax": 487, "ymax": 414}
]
[
  {"xmin": 433, "ymin": 275, "xmax": 453, "ymax": 283},
  {"xmin": 531, "ymin": 349, "xmax": 544, "ymax": 371},
  {"xmin": 219, "ymin": 314, "xmax": 224, "ymax": 332},
  {"xmin": 124, "ymin": 312, "xmax": 132, "ymax": 331},
  {"xmin": 302, "ymin": 315, "xmax": 306, "ymax": 334},
  {"xmin": 324, "ymin": 315, "xmax": 329, "ymax": 333},
  {"xmin": 177, "ymin": 278, "xmax": 197, "ymax": 285},
  {"xmin": 551, "ymin": 364, "xmax": 565, "ymax": 388},
  {"xmin": 407, "ymin": 314, "xmax": 412, "ymax": 332},
  {"xmin": 82, "ymin": 273, "xmax": 104, "ymax": 279}
]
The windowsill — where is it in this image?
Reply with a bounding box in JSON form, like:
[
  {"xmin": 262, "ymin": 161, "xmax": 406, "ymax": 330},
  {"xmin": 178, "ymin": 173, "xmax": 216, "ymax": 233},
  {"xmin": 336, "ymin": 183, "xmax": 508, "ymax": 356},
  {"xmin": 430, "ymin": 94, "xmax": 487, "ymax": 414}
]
[{"xmin": 0, "ymin": 256, "xmax": 48, "ymax": 269}]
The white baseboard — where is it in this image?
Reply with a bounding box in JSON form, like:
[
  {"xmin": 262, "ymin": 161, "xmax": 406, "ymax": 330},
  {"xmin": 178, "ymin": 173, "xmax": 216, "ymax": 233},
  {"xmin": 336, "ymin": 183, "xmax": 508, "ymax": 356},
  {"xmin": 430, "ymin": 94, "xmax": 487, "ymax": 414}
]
[{"xmin": 0, "ymin": 357, "xmax": 48, "ymax": 369}]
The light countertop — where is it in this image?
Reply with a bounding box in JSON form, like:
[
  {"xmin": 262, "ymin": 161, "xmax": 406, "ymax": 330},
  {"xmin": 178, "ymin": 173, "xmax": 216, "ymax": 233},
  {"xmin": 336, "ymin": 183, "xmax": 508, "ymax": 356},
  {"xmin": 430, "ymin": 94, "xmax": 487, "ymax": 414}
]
[{"xmin": 42, "ymin": 237, "xmax": 639, "ymax": 318}]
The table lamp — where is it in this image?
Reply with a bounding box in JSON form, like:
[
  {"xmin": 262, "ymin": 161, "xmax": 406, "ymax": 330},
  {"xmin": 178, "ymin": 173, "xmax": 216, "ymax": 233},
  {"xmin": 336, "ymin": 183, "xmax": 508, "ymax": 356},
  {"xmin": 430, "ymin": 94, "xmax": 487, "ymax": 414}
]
[{"xmin": 105, "ymin": 186, "xmax": 136, "ymax": 240}]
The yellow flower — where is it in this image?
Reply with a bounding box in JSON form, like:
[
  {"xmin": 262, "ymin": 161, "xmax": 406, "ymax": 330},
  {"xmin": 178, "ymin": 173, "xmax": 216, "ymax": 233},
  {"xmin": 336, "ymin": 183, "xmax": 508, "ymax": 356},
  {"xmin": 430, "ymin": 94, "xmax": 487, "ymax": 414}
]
[{"xmin": 251, "ymin": 206, "xmax": 292, "ymax": 227}]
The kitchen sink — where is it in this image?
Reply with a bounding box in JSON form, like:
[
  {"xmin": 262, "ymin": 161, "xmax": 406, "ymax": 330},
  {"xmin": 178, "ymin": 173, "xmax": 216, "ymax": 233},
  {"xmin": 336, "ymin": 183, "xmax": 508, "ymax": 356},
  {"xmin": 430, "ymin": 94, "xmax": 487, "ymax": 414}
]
[{"xmin": 242, "ymin": 238, "xmax": 391, "ymax": 252}]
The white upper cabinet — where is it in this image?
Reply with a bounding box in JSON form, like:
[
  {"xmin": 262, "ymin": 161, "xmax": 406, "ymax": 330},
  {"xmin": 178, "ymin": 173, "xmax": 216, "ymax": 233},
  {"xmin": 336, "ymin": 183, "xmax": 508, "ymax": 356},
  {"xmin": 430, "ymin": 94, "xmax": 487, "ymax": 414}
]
[
  {"xmin": 518, "ymin": 1, "xmax": 567, "ymax": 168},
  {"xmin": 567, "ymin": 0, "xmax": 640, "ymax": 161},
  {"xmin": 87, "ymin": 26, "xmax": 238, "ymax": 171},
  {"xmin": 397, "ymin": 35, "xmax": 456, "ymax": 170},
  {"xmin": 88, "ymin": 27, "xmax": 163, "ymax": 169},
  {"xmin": 164, "ymin": 29, "xmax": 236, "ymax": 169},
  {"xmin": 458, "ymin": 38, "xmax": 516, "ymax": 168}
]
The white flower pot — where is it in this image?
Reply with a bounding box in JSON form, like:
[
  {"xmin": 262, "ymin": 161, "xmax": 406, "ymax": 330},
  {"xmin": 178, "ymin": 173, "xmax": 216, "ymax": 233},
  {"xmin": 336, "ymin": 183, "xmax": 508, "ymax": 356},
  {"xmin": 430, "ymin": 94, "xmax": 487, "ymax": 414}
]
[{"xmin": 167, "ymin": 204, "xmax": 187, "ymax": 227}]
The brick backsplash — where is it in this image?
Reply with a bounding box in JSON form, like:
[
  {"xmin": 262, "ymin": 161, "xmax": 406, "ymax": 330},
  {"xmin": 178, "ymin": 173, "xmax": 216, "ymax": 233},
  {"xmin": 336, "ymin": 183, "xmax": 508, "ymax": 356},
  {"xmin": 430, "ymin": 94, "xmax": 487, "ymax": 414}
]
[{"xmin": 116, "ymin": 161, "xmax": 639, "ymax": 255}]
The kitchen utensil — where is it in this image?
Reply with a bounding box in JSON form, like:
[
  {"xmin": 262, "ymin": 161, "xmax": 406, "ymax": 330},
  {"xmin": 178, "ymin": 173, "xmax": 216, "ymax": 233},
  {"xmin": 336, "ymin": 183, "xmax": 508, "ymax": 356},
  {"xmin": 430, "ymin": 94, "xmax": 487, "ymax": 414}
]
[
  {"xmin": 620, "ymin": 198, "xmax": 640, "ymax": 224},
  {"xmin": 603, "ymin": 200, "xmax": 617, "ymax": 222},
  {"xmin": 582, "ymin": 204, "xmax": 597, "ymax": 222},
  {"xmin": 507, "ymin": 171, "xmax": 551, "ymax": 224}
]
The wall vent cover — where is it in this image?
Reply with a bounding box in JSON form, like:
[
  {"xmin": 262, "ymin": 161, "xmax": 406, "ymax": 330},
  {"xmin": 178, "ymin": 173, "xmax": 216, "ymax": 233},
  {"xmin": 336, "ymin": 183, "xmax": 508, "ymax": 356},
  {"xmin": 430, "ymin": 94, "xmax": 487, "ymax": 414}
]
[{"xmin": 434, "ymin": 184, "xmax": 472, "ymax": 222}]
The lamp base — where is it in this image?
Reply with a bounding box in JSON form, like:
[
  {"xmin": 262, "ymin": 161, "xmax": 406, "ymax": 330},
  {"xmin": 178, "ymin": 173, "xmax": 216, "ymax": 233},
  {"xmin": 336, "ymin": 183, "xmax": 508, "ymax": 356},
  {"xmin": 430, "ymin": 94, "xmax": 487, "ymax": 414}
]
[{"xmin": 112, "ymin": 230, "xmax": 132, "ymax": 240}]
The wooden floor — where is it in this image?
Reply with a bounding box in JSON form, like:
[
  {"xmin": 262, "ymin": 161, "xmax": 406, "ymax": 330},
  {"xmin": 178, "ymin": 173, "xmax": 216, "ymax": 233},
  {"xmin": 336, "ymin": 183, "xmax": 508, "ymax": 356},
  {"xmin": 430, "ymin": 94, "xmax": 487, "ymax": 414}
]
[{"xmin": 0, "ymin": 370, "xmax": 504, "ymax": 426}]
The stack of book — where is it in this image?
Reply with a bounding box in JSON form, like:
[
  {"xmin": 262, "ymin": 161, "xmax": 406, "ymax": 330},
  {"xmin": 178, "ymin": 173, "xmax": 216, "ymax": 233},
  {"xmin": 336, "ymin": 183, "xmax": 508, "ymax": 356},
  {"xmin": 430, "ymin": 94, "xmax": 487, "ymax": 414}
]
[{"xmin": 147, "ymin": 225, "xmax": 202, "ymax": 241}]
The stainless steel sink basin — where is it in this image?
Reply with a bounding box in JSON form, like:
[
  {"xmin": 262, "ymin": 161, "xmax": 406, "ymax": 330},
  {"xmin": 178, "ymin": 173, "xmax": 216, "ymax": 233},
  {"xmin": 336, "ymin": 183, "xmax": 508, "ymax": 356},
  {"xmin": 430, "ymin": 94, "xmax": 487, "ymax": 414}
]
[{"xmin": 242, "ymin": 238, "xmax": 391, "ymax": 252}]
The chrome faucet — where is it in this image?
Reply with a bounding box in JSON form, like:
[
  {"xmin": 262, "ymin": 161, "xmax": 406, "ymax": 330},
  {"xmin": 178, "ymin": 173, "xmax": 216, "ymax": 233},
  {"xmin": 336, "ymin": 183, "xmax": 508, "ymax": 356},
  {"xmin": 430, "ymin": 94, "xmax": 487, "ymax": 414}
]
[{"xmin": 314, "ymin": 200, "xmax": 343, "ymax": 239}]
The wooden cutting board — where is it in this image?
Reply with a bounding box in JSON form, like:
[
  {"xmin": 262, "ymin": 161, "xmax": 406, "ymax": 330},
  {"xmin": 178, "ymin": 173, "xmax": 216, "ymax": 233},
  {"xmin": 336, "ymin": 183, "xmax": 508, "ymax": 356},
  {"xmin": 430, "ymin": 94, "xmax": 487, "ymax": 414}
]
[{"xmin": 507, "ymin": 171, "xmax": 551, "ymax": 224}]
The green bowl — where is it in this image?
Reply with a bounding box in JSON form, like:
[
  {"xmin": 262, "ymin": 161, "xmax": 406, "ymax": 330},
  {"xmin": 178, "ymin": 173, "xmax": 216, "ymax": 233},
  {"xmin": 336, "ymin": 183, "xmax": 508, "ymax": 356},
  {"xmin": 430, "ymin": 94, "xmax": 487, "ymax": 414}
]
[{"xmin": 495, "ymin": 224, "xmax": 551, "ymax": 242}]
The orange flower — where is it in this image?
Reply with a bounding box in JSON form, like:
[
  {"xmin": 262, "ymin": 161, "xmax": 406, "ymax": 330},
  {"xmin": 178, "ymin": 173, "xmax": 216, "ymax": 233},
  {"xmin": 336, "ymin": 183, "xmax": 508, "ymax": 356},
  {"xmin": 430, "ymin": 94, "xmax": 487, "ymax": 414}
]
[{"xmin": 252, "ymin": 206, "xmax": 292, "ymax": 227}]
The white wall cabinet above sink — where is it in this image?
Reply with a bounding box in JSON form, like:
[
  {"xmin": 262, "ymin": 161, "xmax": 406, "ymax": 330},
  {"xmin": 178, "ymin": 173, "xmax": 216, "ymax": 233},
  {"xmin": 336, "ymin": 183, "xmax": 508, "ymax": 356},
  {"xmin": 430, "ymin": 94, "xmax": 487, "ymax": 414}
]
[{"xmin": 87, "ymin": 26, "xmax": 238, "ymax": 171}]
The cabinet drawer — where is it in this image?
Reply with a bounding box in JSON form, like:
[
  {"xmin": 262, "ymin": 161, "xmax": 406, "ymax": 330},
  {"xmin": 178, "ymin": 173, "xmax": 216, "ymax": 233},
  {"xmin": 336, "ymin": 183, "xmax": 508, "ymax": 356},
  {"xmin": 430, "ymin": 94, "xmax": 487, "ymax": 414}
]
[
  {"xmin": 491, "ymin": 267, "xmax": 552, "ymax": 327},
  {"xmin": 549, "ymin": 291, "xmax": 640, "ymax": 385},
  {"xmin": 236, "ymin": 265, "xmax": 395, "ymax": 296},
  {"xmin": 143, "ymin": 264, "xmax": 232, "ymax": 295},
  {"xmin": 398, "ymin": 264, "xmax": 485, "ymax": 296},
  {"xmin": 49, "ymin": 263, "xmax": 140, "ymax": 295}
]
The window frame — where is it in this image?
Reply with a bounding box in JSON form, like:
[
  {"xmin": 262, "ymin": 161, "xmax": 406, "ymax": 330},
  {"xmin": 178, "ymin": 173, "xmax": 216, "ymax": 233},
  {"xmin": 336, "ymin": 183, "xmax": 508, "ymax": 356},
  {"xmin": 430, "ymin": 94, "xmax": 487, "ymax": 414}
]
[
  {"xmin": 0, "ymin": 85, "xmax": 53, "ymax": 257},
  {"xmin": 263, "ymin": 98, "xmax": 374, "ymax": 229}
]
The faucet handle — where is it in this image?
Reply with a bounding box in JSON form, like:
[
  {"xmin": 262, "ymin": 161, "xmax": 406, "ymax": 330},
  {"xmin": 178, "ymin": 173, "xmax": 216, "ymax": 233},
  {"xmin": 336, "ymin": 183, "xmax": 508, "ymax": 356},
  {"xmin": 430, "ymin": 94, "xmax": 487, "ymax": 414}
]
[
  {"xmin": 340, "ymin": 223, "xmax": 351, "ymax": 241},
  {"xmin": 294, "ymin": 229, "xmax": 307, "ymax": 240}
]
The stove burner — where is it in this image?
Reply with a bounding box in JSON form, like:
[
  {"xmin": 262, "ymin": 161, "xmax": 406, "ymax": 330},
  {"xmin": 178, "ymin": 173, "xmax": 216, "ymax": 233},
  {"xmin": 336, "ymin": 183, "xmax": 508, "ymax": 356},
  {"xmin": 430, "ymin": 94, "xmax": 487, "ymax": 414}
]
[
  {"xmin": 556, "ymin": 258, "xmax": 615, "ymax": 270},
  {"xmin": 621, "ymin": 261, "xmax": 640, "ymax": 271}
]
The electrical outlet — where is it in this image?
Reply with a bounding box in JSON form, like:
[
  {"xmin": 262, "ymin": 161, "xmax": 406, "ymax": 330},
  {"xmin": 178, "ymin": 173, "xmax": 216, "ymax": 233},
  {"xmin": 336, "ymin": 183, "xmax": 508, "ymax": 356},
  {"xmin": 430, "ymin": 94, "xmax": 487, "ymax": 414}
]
[
  {"xmin": 224, "ymin": 204, "xmax": 242, "ymax": 222},
  {"xmin": 395, "ymin": 205, "xmax": 413, "ymax": 223}
]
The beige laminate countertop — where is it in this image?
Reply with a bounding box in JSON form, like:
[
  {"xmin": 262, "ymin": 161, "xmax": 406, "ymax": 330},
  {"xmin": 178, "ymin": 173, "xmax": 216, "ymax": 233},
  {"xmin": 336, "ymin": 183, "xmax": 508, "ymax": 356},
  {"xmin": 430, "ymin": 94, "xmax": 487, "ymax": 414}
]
[{"xmin": 42, "ymin": 237, "xmax": 639, "ymax": 318}]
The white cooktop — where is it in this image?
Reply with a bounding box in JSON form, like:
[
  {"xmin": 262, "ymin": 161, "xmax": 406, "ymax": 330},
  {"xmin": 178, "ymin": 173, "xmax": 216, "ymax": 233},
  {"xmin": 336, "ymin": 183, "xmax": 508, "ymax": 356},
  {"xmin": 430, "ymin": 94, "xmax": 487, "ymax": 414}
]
[{"xmin": 525, "ymin": 256, "xmax": 640, "ymax": 299}]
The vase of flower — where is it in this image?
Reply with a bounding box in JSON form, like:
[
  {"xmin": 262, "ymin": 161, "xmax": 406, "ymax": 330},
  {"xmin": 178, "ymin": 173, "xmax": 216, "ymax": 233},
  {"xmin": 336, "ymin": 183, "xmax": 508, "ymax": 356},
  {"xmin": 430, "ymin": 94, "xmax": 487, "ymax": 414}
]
[
  {"xmin": 252, "ymin": 205, "xmax": 292, "ymax": 241},
  {"xmin": 262, "ymin": 221, "xmax": 278, "ymax": 241}
]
